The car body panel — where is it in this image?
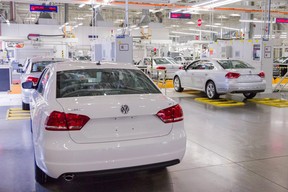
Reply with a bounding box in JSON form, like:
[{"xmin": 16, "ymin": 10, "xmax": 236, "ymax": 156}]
[{"xmin": 29, "ymin": 61, "xmax": 186, "ymax": 178}]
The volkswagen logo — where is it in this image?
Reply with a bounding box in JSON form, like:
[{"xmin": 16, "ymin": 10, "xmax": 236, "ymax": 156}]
[{"xmin": 121, "ymin": 105, "xmax": 129, "ymax": 114}]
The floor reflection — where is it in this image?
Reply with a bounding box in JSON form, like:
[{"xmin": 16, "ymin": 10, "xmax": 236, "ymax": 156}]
[{"xmin": 35, "ymin": 169, "xmax": 173, "ymax": 192}]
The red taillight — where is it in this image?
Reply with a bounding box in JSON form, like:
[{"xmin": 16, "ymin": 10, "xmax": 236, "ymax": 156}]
[
  {"xmin": 225, "ymin": 72, "xmax": 240, "ymax": 79},
  {"xmin": 258, "ymin": 71, "xmax": 265, "ymax": 78},
  {"xmin": 156, "ymin": 104, "xmax": 183, "ymax": 123},
  {"xmin": 45, "ymin": 111, "xmax": 90, "ymax": 131},
  {"xmin": 26, "ymin": 76, "xmax": 39, "ymax": 84},
  {"xmin": 156, "ymin": 66, "xmax": 166, "ymax": 70}
]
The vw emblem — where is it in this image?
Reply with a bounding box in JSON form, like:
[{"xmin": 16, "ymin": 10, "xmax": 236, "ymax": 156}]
[{"xmin": 121, "ymin": 105, "xmax": 129, "ymax": 114}]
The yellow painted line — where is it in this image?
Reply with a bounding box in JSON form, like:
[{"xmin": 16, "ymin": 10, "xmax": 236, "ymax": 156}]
[
  {"xmin": 195, "ymin": 98, "xmax": 245, "ymax": 107},
  {"xmin": 155, "ymin": 80, "xmax": 174, "ymax": 89},
  {"xmin": 183, "ymin": 90, "xmax": 201, "ymax": 95},
  {"xmin": 249, "ymin": 98, "xmax": 288, "ymax": 108},
  {"xmin": 6, "ymin": 108, "xmax": 31, "ymax": 120}
]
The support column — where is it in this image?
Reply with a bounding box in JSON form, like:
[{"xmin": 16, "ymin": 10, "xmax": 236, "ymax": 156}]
[
  {"xmin": 64, "ymin": 3, "xmax": 69, "ymax": 24},
  {"xmin": 9, "ymin": 1, "xmax": 16, "ymax": 22}
]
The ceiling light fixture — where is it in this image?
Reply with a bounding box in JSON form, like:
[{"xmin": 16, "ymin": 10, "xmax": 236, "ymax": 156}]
[
  {"xmin": 79, "ymin": 4, "xmax": 85, "ymax": 8},
  {"xmin": 192, "ymin": 0, "xmax": 221, "ymax": 7},
  {"xmin": 171, "ymin": 31, "xmax": 199, "ymax": 36},
  {"xmin": 187, "ymin": 21, "xmax": 195, "ymax": 24},
  {"xmin": 230, "ymin": 13, "xmax": 240, "ymax": 16},
  {"xmin": 204, "ymin": 0, "xmax": 242, "ymax": 8},
  {"xmin": 214, "ymin": 23, "xmax": 222, "ymax": 25}
]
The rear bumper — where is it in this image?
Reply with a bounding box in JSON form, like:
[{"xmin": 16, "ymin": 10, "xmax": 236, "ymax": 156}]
[
  {"xmin": 35, "ymin": 123, "xmax": 186, "ymax": 178},
  {"xmin": 217, "ymin": 81, "xmax": 266, "ymax": 94}
]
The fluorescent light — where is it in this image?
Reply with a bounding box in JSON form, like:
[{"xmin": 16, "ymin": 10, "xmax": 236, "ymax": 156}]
[
  {"xmin": 193, "ymin": 0, "xmax": 221, "ymax": 7},
  {"xmin": 78, "ymin": 23, "xmax": 83, "ymax": 26},
  {"xmin": 65, "ymin": 22, "xmax": 69, "ymax": 25},
  {"xmin": 214, "ymin": 23, "xmax": 222, "ymax": 25},
  {"xmin": 77, "ymin": 17, "xmax": 85, "ymax": 20},
  {"xmin": 187, "ymin": 21, "xmax": 195, "ymax": 24},
  {"xmin": 79, "ymin": 3, "xmax": 85, "ymax": 8},
  {"xmin": 130, "ymin": 25, "xmax": 137, "ymax": 28},
  {"xmin": 204, "ymin": 0, "xmax": 242, "ymax": 8},
  {"xmin": 222, "ymin": 26, "xmax": 240, "ymax": 30},
  {"xmin": 239, "ymin": 19, "xmax": 264, "ymax": 23},
  {"xmin": 281, "ymin": 32, "xmax": 287, "ymax": 35},
  {"xmin": 171, "ymin": 25, "xmax": 180, "ymax": 27},
  {"xmin": 171, "ymin": 31, "xmax": 199, "ymax": 36},
  {"xmin": 230, "ymin": 13, "xmax": 240, "ymax": 16},
  {"xmin": 218, "ymin": 15, "xmax": 227, "ymax": 19},
  {"xmin": 134, "ymin": 27, "xmax": 140, "ymax": 30},
  {"xmin": 169, "ymin": 35, "xmax": 180, "ymax": 38},
  {"xmin": 173, "ymin": 9, "xmax": 182, "ymax": 12},
  {"xmin": 142, "ymin": 25, "xmax": 148, "ymax": 28}
]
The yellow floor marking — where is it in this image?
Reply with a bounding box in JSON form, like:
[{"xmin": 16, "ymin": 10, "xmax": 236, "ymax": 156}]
[
  {"xmin": 155, "ymin": 80, "xmax": 174, "ymax": 89},
  {"xmin": 195, "ymin": 98, "xmax": 245, "ymax": 107},
  {"xmin": 6, "ymin": 108, "xmax": 31, "ymax": 120},
  {"xmin": 249, "ymin": 98, "xmax": 288, "ymax": 108}
]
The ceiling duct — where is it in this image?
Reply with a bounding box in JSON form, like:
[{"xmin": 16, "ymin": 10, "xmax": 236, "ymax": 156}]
[{"xmin": 138, "ymin": 9, "xmax": 150, "ymax": 27}]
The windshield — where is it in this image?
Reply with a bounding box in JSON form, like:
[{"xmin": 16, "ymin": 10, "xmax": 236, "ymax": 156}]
[
  {"xmin": 184, "ymin": 57, "xmax": 193, "ymax": 61},
  {"xmin": 217, "ymin": 60, "xmax": 254, "ymax": 69},
  {"xmin": 31, "ymin": 60, "xmax": 61, "ymax": 73},
  {"xmin": 166, "ymin": 57, "xmax": 178, "ymax": 64},
  {"xmin": 56, "ymin": 69, "xmax": 161, "ymax": 98},
  {"xmin": 153, "ymin": 58, "xmax": 171, "ymax": 65}
]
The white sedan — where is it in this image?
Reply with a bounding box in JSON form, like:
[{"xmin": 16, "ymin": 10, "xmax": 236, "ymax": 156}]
[
  {"xmin": 173, "ymin": 59, "xmax": 266, "ymax": 99},
  {"xmin": 22, "ymin": 61, "xmax": 186, "ymax": 184}
]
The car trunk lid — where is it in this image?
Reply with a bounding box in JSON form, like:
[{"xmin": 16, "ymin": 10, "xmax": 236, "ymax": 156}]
[
  {"xmin": 227, "ymin": 69, "xmax": 263, "ymax": 83},
  {"xmin": 56, "ymin": 94, "xmax": 175, "ymax": 143}
]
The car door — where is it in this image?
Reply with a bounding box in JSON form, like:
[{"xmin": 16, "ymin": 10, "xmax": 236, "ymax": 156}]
[
  {"xmin": 31, "ymin": 68, "xmax": 50, "ymax": 141},
  {"xmin": 181, "ymin": 61, "xmax": 200, "ymax": 88},
  {"xmin": 198, "ymin": 62, "xmax": 215, "ymax": 90}
]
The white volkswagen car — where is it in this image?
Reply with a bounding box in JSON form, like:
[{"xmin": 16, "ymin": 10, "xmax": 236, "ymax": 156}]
[
  {"xmin": 19, "ymin": 57, "xmax": 66, "ymax": 110},
  {"xmin": 173, "ymin": 59, "xmax": 266, "ymax": 99},
  {"xmin": 22, "ymin": 61, "xmax": 186, "ymax": 184}
]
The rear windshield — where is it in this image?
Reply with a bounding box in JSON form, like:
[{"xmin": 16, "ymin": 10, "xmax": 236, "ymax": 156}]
[
  {"xmin": 184, "ymin": 57, "xmax": 193, "ymax": 60},
  {"xmin": 56, "ymin": 69, "xmax": 161, "ymax": 98},
  {"xmin": 31, "ymin": 61, "xmax": 61, "ymax": 73},
  {"xmin": 153, "ymin": 58, "xmax": 170, "ymax": 65},
  {"xmin": 217, "ymin": 60, "xmax": 254, "ymax": 69}
]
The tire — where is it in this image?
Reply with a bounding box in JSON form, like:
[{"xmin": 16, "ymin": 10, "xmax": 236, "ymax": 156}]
[
  {"xmin": 22, "ymin": 102, "xmax": 30, "ymax": 111},
  {"xmin": 35, "ymin": 161, "xmax": 50, "ymax": 185},
  {"xmin": 243, "ymin": 92, "xmax": 257, "ymax": 99},
  {"xmin": 205, "ymin": 81, "xmax": 219, "ymax": 99},
  {"xmin": 174, "ymin": 76, "xmax": 184, "ymax": 92}
]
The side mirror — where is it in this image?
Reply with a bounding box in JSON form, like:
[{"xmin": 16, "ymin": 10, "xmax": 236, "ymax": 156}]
[
  {"xmin": 22, "ymin": 81, "xmax": 34, "ymax": 89},
  {"xmin": 17, "ymin": 69, "xmax": 24, "ymax": 73},
  {"xmin": 18, "ymin": 64, "xmax": 23, "ymax": 67}
]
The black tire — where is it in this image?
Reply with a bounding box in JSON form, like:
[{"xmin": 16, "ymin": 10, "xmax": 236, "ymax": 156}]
[
  {"xmin": 22, "ymin": 102, "xmax": 30, "ymax": 111},
  {"xmin": 35, "ymin": 162, "xmax": 49, "ymax": 185},
  {"xmin": 173, "ymin": 76, "xmax": 184, "ymax": 92},
  {"xmin": 205, "ymin": 81, "xmax": 219, "ymax": 99},
  {"xmin": 243, "ymin": 92, "xmax": 257, "ymax": 99}
]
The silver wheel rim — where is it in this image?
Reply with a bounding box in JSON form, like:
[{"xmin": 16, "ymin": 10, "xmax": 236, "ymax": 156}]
[
  {"xmin": 174, "ymin": 78, "xmax": 180, "ymax": 90},
  {"xmin": 207, "ymin": 83, "xmax": 215, "ymax": 98}
]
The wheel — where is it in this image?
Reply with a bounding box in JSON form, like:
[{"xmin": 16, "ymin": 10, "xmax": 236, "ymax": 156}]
[
  {"xmin": 174, "ymin": 76, "xmax": 184, "ymax": 92},
  {"xmin": 35, "ymin": 161, "xmax": 49, "ymax": 185},
  {"xmin": 205, "ymin": 81, "xmax": 219, "ymax": 99},
  {"xmin": 243, "ymin": 92, "xmax": 257, "ymax": 99},
  {"xmin": 22, "ymin": 102, "xmax": 30, "ymax": 111}
]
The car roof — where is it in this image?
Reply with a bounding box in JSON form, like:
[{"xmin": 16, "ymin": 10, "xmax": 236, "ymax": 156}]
[
  {"xmin": 51, "ymin": 61, "xmax": 139, "ymax": 71},
  {"xmin": 30, "ymin": 57, "xmax": 67, "ymax": 62}
]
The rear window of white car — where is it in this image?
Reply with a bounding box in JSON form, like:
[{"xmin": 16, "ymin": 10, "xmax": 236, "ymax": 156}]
[
  {"xmin": 56, "ymin": 69, "xmax": 161, "ymax": 98},
  {"xmin": 218, "ymin": 60, "xmax": 254, "ymax": 69},
  {"xmin": 153, "ymin": 58, "xmax": 170, "ymax": 65},
  {"xmin": 31, "ymin": 61, "xmax": 61, "ymax": 73}
]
